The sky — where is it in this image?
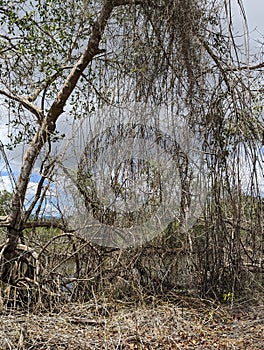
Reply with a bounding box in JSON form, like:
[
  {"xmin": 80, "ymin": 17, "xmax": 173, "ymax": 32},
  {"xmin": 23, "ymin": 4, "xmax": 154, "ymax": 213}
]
[
  {"xmin": 0, "ymin": 1, "xmax": 263, "ymax": 211},
  {"xmin": 232, "ymin": 0, "xmax": 264, "ymax": 52},
  {"xmin": 241, "ymin": 0, "xmax": 264, "ymax": 37}
]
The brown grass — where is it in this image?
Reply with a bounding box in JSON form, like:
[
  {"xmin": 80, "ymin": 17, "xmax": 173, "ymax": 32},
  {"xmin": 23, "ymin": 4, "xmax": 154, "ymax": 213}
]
[{"xmin": 0, "ymin": 295, "xmax": 263, "ymax": 349}]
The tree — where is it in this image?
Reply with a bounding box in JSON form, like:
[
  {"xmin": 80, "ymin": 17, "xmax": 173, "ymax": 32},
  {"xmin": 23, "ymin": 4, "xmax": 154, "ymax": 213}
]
[
  {"xmin": 0, "ymin": 190, "xmax": 11, "ymax": 216},
  {"xmin": 0, "ymin": 0, "xmax": 263, "ymax": 303}
]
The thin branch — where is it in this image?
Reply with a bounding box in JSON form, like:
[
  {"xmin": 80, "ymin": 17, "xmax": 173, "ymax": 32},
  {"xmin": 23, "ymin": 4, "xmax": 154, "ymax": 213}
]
[
  {"xmin": 113, "ymin": 0, "xmax": 142, "ymax": 4},
  {"xmin": 0, "ymin": 140, "xmax": 16, "ymax": 189},
  {"xmin": 26, "ymin": 66, "xmax": 73, "ymax": 103},
  {"xmin": 22, "ymin": 219, "xmax": 74, "ymax": 232},
  {"xmin": 199, "ymin": 37, "xmax": 231, "ymax": 92},
  {"xmin": 66, "ymin": 19, "xmax": 85, "ymax": 62},
  {"xmin": 0, "ymin": 216, "xmax": 10, "ymax": 227},
  {"xmin": 23, "ymin": 159, "xmax": 56, "ymax": 222},
  {"xmin": 0, "ymin": 89, "xmax": 44, "ymax": 121},
  {"xmin": 227, "ymin": 61, "xmax": 264, "ymax": 71},
  {"xmin": 81, "ymin": 72, "xmax": 111, "ymax": 104}
]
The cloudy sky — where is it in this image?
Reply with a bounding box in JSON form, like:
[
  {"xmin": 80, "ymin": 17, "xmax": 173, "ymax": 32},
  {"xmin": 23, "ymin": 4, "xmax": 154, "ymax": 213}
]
[
  {"xmin": 0, "ymin": 1, "xmax": 263, "ymax": 204},
  {"xmin": 241, "ymin": 0, "xmax": 264, "ymax": 36},
  {"xmin": 233, "ymin": 0, "xmax": 264, "ymax": 50}
]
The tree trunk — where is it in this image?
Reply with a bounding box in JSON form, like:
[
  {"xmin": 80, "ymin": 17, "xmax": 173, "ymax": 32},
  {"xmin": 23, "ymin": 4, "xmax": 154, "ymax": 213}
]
[{"xmin": 1, "ymin": 0, "xmax": 142, "ymax": 286}]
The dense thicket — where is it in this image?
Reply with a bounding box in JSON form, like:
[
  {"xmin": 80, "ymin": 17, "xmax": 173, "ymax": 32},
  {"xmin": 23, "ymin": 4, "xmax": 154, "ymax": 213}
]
[{"xmin": 0, "ymin": 0, "xmax": 263, "ymax": 308}]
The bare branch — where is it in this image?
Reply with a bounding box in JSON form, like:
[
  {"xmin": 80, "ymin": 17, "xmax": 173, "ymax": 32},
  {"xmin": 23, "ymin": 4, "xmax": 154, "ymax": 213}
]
[
  {"xmin": 228, "ymin": 61, "xmax": 264, "ymax": 71},
  {"xmin": 22, "ymin": 219, "xmax": 74, "ymax": 232},
  {"xmin": 23, "ymin": 159, "xmax": 56, "ymax": 222},
  {"xmin": 199, "ymin": 38, "xmax": 231, "ymax": 92},
  {"xmin": 113, "ymin": 0, "xmax": 142, "ymax": 5},
  {"xmin": 0, "ymin": 216, "xmax": 9, "ymax": 227}
]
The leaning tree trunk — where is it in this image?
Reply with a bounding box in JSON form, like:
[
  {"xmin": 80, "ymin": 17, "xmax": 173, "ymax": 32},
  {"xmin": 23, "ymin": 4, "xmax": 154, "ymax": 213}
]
[{"xmin": 1, "ymin": 0, "xmax": 131, "ymax": 287}]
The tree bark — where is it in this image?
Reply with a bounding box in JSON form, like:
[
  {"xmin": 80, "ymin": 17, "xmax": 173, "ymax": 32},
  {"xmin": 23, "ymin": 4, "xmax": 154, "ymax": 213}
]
[{"xmin": 3, "ymin": 0, "xmax": 141, "ymax": 277}]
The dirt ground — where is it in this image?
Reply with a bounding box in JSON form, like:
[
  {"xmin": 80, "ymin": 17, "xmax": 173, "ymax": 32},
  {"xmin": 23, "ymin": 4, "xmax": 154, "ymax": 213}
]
[{"xmin": 0, "ymin": 295, "xmax": 263, "ymax": 349}]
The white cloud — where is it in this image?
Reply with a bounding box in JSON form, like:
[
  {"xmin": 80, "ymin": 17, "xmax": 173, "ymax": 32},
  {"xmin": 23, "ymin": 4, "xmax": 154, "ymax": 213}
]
[
  {"xmin": 231, "ymin": 0, "xmax": 264, "ymax": 52},
  {"xmin": 0, "ymin": 175, "xmax": 14, "ymax": 193},
  {"xmin": 243, "ymin": 0, "xmax": 264, "ymax": 35}
]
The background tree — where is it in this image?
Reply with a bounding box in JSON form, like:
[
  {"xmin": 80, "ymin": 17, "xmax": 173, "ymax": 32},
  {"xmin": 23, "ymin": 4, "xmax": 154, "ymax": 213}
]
[
  {"xmin": 0, "ymin": 0, "xmax": 263, "ymax": 306},
  {"xmin": 0, "ymin": 190, "xmax": 11, "ymax": 216}
]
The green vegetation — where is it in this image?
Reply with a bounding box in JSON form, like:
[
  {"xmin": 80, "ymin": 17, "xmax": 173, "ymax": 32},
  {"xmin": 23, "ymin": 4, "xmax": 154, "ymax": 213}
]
[{"xmin": 0, "ymin": 190, "xmax": 11, "ymax": 216}]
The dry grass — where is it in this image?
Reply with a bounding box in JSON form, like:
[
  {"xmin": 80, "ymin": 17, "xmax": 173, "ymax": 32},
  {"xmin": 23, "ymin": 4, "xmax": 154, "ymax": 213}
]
[{"xmin": 0, "ymin": 295, "xmax": 263, "ymax": 349}]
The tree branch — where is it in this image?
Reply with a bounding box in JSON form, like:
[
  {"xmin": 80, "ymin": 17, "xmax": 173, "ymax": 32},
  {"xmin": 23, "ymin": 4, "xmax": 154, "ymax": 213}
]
[
  {"xmin": 7, "ymin": 1, "xmax": 117, "ymax": 232},
  {"xmin": 0, "ymin": 216, "xmax": 10, "ymax": 227},
  {"xmin": 22, "ymin": 219, "xmax": 75, "ymax": 232},
  {"xmin": 6, "ymin": 0, "xmax": 143, "ymax": 238},
  {"xmin": 113, "ymin": 0, "xmax": 142, "ymax": 5},
  {"xmin": 0, "ymin": 89, "xmax": 44, "ymax": 121},
  {"xmin": 199, "ymin": 38, "xmax": 231, "ymax": 92},
  {"xmin": 227, "ymin": 61, "xmax": 264, "ymax": 71},
  {"xmin": 25, "ymin": 66, "xmax": 73, "ymax": 103},
  {"xmin": 47, "ymin": 0, "xmax": 116, "ymax": 124}
]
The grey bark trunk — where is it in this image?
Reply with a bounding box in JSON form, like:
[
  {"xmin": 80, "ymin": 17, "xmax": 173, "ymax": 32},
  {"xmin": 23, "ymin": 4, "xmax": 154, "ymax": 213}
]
[{"xmin": 2, "ymin": 0, "xmax": 132, "ymax": 283}]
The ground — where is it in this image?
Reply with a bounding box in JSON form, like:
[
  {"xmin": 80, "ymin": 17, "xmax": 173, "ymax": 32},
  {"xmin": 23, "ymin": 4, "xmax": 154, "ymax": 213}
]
[{"xmin": 0, "ymin": 295, "xmax": 263, "ymax": 349}]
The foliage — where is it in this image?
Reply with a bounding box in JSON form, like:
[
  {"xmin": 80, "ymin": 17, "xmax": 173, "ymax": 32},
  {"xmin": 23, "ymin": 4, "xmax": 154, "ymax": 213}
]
[{"xmin": 0, "ymin": 190, "xmax": 11, "ymax": 216}]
